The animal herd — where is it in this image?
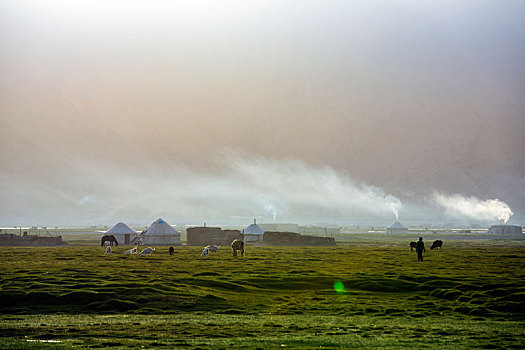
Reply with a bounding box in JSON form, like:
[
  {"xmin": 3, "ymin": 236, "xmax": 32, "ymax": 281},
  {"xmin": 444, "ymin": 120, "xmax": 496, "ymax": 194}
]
[
  {"xmin": 103, "ymin": 239, "xmax": 245, "ymax": 258},
  {"xmin": 104, "ymin": 237, "xmax": 444, "ymax": 258}
]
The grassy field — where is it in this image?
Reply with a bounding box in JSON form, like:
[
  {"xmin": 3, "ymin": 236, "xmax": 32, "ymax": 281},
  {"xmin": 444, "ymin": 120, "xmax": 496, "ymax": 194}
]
[{"xmin": 1, "ymin": 238, "xmax": 524, "ymax": 349}]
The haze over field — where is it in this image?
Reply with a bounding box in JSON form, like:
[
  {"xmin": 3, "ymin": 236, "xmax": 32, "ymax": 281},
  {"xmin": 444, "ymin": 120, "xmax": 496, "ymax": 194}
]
[{"xmin": 1, "ymin": 1, "xmax": 524, "ymax": 227}]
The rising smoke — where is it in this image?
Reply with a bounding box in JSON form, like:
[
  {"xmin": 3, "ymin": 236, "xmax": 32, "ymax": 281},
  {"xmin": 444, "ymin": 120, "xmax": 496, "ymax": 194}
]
[
  {"xmin": 432, "ymin": 191, "xmax": 514, "ymax": 223},
  {"xmin": 0, "ymin": 151, "xmax": 405, "ymax": 226},
  {"xmin": 222, "ymin": 151, "xmax": 403, "ymax": 222}
]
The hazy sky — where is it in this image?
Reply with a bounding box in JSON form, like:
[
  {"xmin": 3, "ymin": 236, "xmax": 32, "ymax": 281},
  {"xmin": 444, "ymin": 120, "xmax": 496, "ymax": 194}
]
[{"xmin": 1, "ymin": 1, "xmax": 524, "ymax": 227}]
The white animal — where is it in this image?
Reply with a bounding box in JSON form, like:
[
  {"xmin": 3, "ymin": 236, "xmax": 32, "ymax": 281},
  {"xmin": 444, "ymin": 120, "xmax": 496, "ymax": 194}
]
[
  {"xmin": 205, "ymin": 245, "xmax": 219, "ymax": 253},
  {"xmin": 200, "ymin": 247, "xmax": 210, "ymax": 257},
  {"xmin": 105, "ymin": 246, "xmax": 111, "ymax": 255},
  {"xmin": 138, "ymin": 247, "xmax": 155, "ymax": 256},
  {"xmin": 124, "ymin": 247, "xmax": 138, "ymax": 255}
]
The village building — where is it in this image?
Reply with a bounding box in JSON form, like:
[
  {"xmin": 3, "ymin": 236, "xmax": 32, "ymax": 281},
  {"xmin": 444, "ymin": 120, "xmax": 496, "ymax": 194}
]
[
  {"xmin": 386, "ymin": 221, "xmax": 408, "ymax": 234},
  {"xmin": 242, "ymin": 219, "xmax": 265, "ymax": 242},
  {"xmin": 104, "ymin": 222, "xmax": 138, "ymax": 245},
  {"xmin": 132, "ymin": 218, "xmax": 180, "ymax": 245},
  {"xmin": 488, "ymin": 225, "xmax": 523, "ymax": 234}
]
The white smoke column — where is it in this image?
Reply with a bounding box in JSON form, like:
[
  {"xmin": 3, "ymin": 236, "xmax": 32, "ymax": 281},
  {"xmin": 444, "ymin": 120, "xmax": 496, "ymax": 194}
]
[
  {"xmin": 433, "ymin": 192, "xmax": 513, "ymax": 223},
  {"xmin": 255, "ymin": 195, "xmax": 281, "ymax": 223},
  {"xmin": 224, "ymin": 152, "xmax": 403, "ymax": 220},
  {"xmin": 389, "ymin": 201, "xmax": 400, "ymax": 220}
]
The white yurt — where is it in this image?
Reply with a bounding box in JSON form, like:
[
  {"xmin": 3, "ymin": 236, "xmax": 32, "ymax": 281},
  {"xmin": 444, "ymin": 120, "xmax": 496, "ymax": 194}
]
[
  {"xmin": 105, "ymin": 222, "xmax": 138, "ymax": 245},
  {"xmin": 242, "ymin": 219, "xmax": 265, "ymax": 242},
  {"xmin": 386, "ymin": 221, "xmax": 408, "ymax": 234},
  {"xmin": 135, "ymin": 218, "xmax": 180, "ymax": 245}
]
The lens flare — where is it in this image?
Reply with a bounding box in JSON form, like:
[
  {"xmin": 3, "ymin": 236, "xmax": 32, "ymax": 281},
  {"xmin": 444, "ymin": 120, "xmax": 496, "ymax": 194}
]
[{"xmin": 333, "ymin": 280, "xmax": 346, "ymax": 294}]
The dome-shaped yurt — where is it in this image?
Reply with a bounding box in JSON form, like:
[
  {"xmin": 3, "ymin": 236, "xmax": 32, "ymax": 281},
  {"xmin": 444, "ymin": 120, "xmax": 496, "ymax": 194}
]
[
  {"xmin": 242, "ymin": 219, "xmax": 265, "ymax": 242},
  {"xmin": 386, "ymin": 221, "xmax": 408, "ymax": 234},
  {"xmin": 105, "ymin": 222, "xmax": 138, "ymax": 245},
  {"xmin": 133, "ymin": 218, "xmax": 180, "ymax": 245}
]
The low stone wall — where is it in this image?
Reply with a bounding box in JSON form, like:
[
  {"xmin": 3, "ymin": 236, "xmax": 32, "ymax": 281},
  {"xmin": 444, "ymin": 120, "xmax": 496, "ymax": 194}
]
[
  {"xmin": 488, "ymin": 225, "xmax": 523, "ymax": 234},
  {"xmin": 0, "ymin": 234, "xmax": 67, "ymax": 246},
  {"xmin": 186, "ymin": 227, "xmax": 243, "ymax": 246},
  {"xmin": 263, "ymin": 231, "xmax": 336, "ymax": 246}
]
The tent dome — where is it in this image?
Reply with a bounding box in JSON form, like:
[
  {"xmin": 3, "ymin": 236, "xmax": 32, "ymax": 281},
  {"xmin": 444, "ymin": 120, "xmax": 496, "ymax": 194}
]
[
  {"xmin": 104, "ymin": 222, "xmax": 138, "ymax": 245},
  {"xmin": 387, "ymin": 221, "xmax": 406, "ymax": 230},
  {"xmin": 386, "ymin": 221, "xmax": 408, "ymax": 233},
  {"xmin": 106, "ymin": 222, "xmax": 138, "ymax": 235},
  {"xmin": 144, "ymin": 218, "xmax": 180, "ymax": 235},
  {"xmin": 244, "ymin": 219, "xmax": 264, "ymax": 235},
  {"xmin": 133, "ymin": 218, "xmax": 180, "ymax": 245},
  {"xmin": 243, "ymin": 219, "xmax": 264, "ymax": 242}
]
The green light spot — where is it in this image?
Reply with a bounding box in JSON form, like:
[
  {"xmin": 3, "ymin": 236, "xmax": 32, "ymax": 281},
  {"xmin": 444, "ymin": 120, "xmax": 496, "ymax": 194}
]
[{"xmin": 333, "ymin": 280, "xmax": 346, "ymax": 294}]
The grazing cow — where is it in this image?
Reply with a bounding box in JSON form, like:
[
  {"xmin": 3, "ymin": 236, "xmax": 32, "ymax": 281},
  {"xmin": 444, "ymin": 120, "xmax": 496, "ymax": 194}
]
[
  {"xmin": 169, "ymin": 246, "xmax": 175, "ymax": 255},
  {"xmin": 101, "ymin": 235, "xmax": 119, "ymax": 247},
  {"xmin": 205, "ymin": 245, "xmax": 219, "ymax": 253},
  {"xmin": 430, "ymin": 240, "xmax": 443, "ymax": 250},
  {"xmin": 231, "ymin": 239, "xmax": 244, "ymax": 257},
  {"xmin": 200, "ymin": 247, "xmax": 210, "ymax": 257},
  {"xmin": 124, "ymin": 247, "xmax": 138, "ymax": 255},
  {"xmin": 105, "ymin": 246, "xmax": 111, "ymax": 255},
  {"xmin": 138, "ymin": 247, "xmax": 155, "ymax": 256},
  {"xmin": 410, "ymin": 242, "xmax": 417, "ymax": 251}
]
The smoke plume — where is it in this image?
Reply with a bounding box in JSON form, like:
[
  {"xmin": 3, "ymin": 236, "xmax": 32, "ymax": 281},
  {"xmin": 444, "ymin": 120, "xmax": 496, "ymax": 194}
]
[
  {"xmin": 432, "ymin": 192, "xmax": 514, "ymax": 223},
  {"xmin": 0, "ymin": 151, "xmax": 404, "ymax": 226}
]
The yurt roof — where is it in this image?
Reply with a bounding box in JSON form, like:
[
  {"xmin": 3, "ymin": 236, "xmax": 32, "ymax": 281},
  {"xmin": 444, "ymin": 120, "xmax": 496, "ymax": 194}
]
[
  {"xmin": 244, "ymin": 219, "xmax": 265, "ymax": 235},
  {"xmin": 144, "ymin": 218, "xmax": 180, "ymax": 235},
  {"xmin": 105, "ymin": 222, "xmax": 138, "ymax": 235},
  {"xmin": 387, "ymin": 221, "xmax": 407, "ymax": 229}
]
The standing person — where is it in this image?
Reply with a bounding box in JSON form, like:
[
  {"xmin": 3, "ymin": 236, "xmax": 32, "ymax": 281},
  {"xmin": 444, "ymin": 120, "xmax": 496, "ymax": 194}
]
[{"xmin": 416, "ymin": 236, "xmax": 426, "ymax": 261}]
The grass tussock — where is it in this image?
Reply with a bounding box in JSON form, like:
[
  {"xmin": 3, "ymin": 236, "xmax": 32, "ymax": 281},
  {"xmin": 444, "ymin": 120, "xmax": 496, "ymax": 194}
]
[{"xmin": 0, "ymin": 244, "xmax": 524, "ymax": 348}]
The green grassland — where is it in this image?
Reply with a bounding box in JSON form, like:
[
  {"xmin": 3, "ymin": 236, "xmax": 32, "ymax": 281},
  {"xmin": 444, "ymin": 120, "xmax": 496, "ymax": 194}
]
[{"xmin": 1, "ymin": 239, "xmax": 524, "ymax": 349}]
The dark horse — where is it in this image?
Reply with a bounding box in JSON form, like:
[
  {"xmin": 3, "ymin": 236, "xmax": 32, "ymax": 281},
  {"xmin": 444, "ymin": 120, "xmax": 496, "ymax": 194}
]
[
  {"xmin": 101, "ymin": 235, "xmax": 119, "ymax": 247},
  {"xmin": 410, "ymin": 242, "xmax": 417, "ymax": 251}
]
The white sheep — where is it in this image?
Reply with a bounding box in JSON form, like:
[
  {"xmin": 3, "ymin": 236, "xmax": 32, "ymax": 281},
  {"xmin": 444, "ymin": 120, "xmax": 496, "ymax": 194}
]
[
  {"xmin": 200, "ymin": 247, "xmax": 210, "ymax": 257},
  {"xmin": 138, "ymin": 247, "xmax": 155, "ymax": 256},
  {"xmin": 124, "ymin": 247, "xmax": 138, "ymax": 255},
  {"xmin": 205, "ymin": 245, "xmax": 219, "ymax": 253}
]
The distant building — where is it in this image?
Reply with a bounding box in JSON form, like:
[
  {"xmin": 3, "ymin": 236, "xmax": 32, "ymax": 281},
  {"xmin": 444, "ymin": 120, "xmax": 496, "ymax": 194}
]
[
  {"xmin": 386, "ymin": 221, "xmax": 408, "ymax": 234},
  {"xmin": 242, "ymin": 219, "xmax": 265, "ymax": 242},
  {"xmin": 105, "ymin": 222, "xmax": 138, "ymax": 245},
  {"xmin": 132, "ymin": 218, "xmax": 180, "ymax": 245},
  {"xmin": 259, "ymin": 223, "xmax": 300, "ymax": 233},
  {"xmin": 300, "ymin": 226, "xmax": 340, "ymax": 235},
  {"xmin": 488, "ymin": 225, "xmax": 523, "ymax": 234}
]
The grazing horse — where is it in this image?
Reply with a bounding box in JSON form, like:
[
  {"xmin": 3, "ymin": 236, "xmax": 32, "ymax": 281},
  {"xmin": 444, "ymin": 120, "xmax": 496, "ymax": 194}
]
[
  {"xmin": 410, "ymin": 242, "xmax": 417, "ymax": 251},
  {"xmin": 430, "ymin": 240, "xmax": 443, "ymax": 250},
  {"xmin": 101, "ymin": 235, "xmax": 118, "ymax": 247},
  {"xmin": 169, "ymin": 246, "xmax": 175, "ymax": 255},
  {"xmin": 231, "ymin": 239, "xmax": 244, "ymax": 257}
]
